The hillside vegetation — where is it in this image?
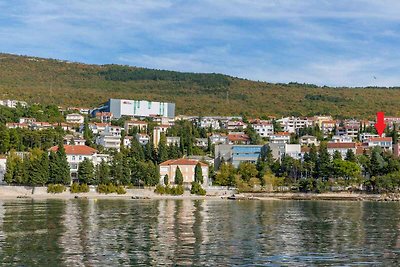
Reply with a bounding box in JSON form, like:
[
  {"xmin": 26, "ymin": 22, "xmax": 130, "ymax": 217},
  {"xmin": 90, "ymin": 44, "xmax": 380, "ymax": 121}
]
[{"xmin": 0, "ymin": 53, "xmax": 399, "ymax": 118}]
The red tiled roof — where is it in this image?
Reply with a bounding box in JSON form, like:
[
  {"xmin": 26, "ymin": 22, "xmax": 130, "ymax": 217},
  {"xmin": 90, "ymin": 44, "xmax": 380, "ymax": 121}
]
[
  {"xmin": 327, "ymin": 142, "xmax": 356, "ymax": 149},
  {"xmin": 49, "ymin": 145, "xmax": 97, "ymax": 155},
  {"xmin": 126, "ymin": 120, "xmax": 147, "ymax": 125},
  {"xmin": 273, "ymin": 132, "xmax": 290, "ymax": 136},
  {"xmin": 369, "ymin": 137, "xmax": 392, "ymax": 142},
  {"xmin": 160, "ymin": 158, "xmax": 208, "ymax": 166},
  {"xmin": 228, "ymin": 133, "xmax": 250, "ymax": 142}
]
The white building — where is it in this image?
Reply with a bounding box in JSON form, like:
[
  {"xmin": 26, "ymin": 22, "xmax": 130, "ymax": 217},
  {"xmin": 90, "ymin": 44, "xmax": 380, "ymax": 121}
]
[
  {"xmin": 124, "ymin": 120, "xmax": 148, "ymax": 133},
  {"xmin": 96, "ymin": 126, "xmax": 122, "ymax": 151},
  {"xmin": 197, "ymin": 117, "xmax": 221, "ymax": 130},
  {"xmin": 0, "ymin": 99, "xmax": 27, "ymax": 108},
  {"xmin": 252, "ymin": 121, "xmax": 274, "ymax": 138},
  {"xmin": 269, "ymin": 132, "xmax": 291, "ymax": 144},
  {"xmin": 92, "ymin": 98, "xmax": 175, "ymax": 119},
  {"xmin": 299, "ymin": 135, "xmax": 319, "ymax": 146},
  {"xmin": 331, "ymin": 135, "xmax": 353, "ymax": 143},
  {"xmin": 359, "ymin": 133, "xmax": 380, "ymax": 143},
  {"xmin": 327, "ymin": 142, "xmax": 357, "ymax": 158},
  {"xmin": 0, "ymin": 156, "xmax": 6, "ymax": 184},
  {"xmin": 166, "ymin": 136, "xmax": 180, "ymax": 146},
  {"xmin": 159, "ymin": 159, "xmax": 209, "ymax": 187},
  {"xmin": 49, "ymin": 145, "xmax": 109, "ymax": 182},
  {"xmin": 277, "ymin": 117, "xmax": 312, "ymax": 133},
  {"xmin": 209, "ymin": 134, "xmax": 228, "ymax": 145},
  {"xmin": 366, "ymin": 137, "xmax": 392, "ymax": 151},
  {"xmin": 269, "ymin": 143, "xmax": 301, "ymax": 160},
  {"xmin": 66, "ymin": 113, "xmax": 84, "ymax": 124},
  {"xmin": 135, "ymin": 134, "xmax": 150, "ymax": 146}
]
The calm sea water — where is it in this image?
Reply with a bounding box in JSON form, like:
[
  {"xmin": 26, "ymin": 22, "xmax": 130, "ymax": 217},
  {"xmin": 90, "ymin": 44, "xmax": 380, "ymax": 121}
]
[{"xmin": 0, "ymin": 199, "xmax": 400, "ymax": 266}]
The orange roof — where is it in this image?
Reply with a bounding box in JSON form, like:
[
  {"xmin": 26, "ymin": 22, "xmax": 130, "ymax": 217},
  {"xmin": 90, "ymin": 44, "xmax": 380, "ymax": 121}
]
[
  {"xmin": 49, "ymin": 145, "xmax": 97, "ymax": 155},
  {"xmin": 126, "ymin": 120, "xmax": 147, "ymax": 125},
  {"xmin": 160, "ymin": 158, "xmax": 208, "ymax": 166},
  {"xmin": 327, "ymin": 142, "xmax": 356, "ymax": 149},
  {"xmin": 274, "ymin": 132, "xmax": 290, "ymax": 136},
  {"xmin": 369, "ymin": 137, "xmax": 392, "ymax": 142},
  {"xmin": 228, "ymin": 133, "xmax": 250, "ymax": 142}
]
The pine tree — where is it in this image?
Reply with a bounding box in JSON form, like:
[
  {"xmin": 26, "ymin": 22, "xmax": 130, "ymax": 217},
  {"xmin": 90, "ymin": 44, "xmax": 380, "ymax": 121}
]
[
  {"xmin": 174, "ymin": 166, "xmax": 184, "ymax": 185},
  {"xmin": 163, "ymin": 174, "xmax": 169, "ymax": 185},
  {"xmin": 194, "ymin": 162, "xmax": 204, "ymax": 184},
  {"xmin": 78, "ymin": 158, "xmax": 95, "ymax": 184},
  {"xmin": 128, "ymin": 138, "xmax": 145, "ymax": 161},
  {"xmin": 345, "ymin": 149, "xmax": 357, "ymax": 162},
  {"xmin": 0, "ymin": 125, "xmax": 10, "ymax": 153},
  {"xmin": 157, "ymin": 133, "xmax": 168, "ymax": 163},
  {"xmin": 83, "ymin": 117, "xmax": 94, "ymax": 146},
  {"xmin": 332, "ymin": 150, "xmax": 342, "ymax": 161}
]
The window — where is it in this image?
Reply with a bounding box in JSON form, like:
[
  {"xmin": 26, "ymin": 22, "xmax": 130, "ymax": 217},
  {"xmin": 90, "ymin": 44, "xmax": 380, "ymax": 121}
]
[{"xmin": 72, "ymin": 156, "xmax": 76, "ymax": 161}]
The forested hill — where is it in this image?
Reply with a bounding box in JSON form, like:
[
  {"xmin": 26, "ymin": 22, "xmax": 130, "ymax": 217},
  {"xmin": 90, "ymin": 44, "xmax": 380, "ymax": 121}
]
[{"xmin": 0, "ymin": 53, "xmax": 399, "ymax": 118}]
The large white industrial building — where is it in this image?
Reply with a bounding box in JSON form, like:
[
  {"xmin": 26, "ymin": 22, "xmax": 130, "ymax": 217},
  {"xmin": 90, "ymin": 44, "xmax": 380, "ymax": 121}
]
[{"xmin": 91, "ymin": 98, "xmax": 175, "ymax": 119}]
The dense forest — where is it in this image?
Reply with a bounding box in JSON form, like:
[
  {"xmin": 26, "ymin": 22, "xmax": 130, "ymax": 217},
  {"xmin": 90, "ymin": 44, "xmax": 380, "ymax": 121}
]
[{"xmin": 1, "ymin": 53, "xmax": 400, "ymax": 118}]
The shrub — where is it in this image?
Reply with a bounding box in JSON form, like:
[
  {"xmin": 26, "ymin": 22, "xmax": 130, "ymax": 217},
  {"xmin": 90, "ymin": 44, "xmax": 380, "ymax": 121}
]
[
  {"xmin": 70, "ymin": 183, "xmax": 90, "ymax": 193},
  {"xmin": 190, "ymin": 182, "xmax": 206, "ymax": 196},
  {"xmin": 47, "ymin": 184, "xmax": 66, "ymax": 194},
  {"xmin": 96, "ymin": 183, "xmax": 126, "ymax": 194},
  {"xmin": 154, "ymin": 185, "xmax": 184, "ymax": 195}
]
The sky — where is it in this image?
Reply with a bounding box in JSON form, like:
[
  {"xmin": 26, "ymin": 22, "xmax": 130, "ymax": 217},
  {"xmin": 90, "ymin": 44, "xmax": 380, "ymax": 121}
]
[{"xmin": 0, "ymin": 0, "xmax": 399, "ymax": 87}]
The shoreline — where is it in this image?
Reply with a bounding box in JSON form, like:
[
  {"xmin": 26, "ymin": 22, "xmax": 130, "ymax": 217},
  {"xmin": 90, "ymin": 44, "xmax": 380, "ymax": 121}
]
[{"xmin": 1, "ymin": 186, "xmax": 399, "ymax": 202}]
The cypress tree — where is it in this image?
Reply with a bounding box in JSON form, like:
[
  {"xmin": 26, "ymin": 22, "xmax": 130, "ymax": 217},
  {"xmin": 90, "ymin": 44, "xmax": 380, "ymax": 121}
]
[
  {"xmin": 163, "ymin": 174, "xmax": 169, "ymax": 185},
  {"xmin": 96, "ymin": 159, "xmax": 110, "ymax": 184},
  {"xmin": 194, "ymin": 162, "xmax": 204, "ymax": 184},
  {"xmin": 174, "ymin": 166, "xmax": 184, "ymax": 185},
  {"xmin": 56, "ymin": 143, "xmax": 71, "ymax": 185}
]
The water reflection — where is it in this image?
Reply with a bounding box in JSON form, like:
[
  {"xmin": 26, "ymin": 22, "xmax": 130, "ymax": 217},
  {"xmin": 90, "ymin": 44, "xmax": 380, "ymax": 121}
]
[{"xmin": 0, "ymin": 199, "xmax": 400, "ymax": 266}]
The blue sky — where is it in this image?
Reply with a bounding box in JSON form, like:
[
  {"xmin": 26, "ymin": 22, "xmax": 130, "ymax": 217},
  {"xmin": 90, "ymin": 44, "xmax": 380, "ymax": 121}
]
[{"xmin": 0, "ymin": 0, "xmax": 399, "ymax": 86}]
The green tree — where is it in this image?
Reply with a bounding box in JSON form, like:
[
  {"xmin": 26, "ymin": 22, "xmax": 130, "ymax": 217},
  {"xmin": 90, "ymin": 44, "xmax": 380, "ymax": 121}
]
[
  {"xmin": 78, "ymin": 158, "xmax": 95, "ymax": 184},
  {"xmin": 174, "ymin": 166, "xmax": 184, "ymax": 185},
  {"xmin": 0, "ymin": 125, "xmax": 10, "ymax": 153},
  {"xmin": 238, "ymin": 162, "xmax": 258, "ymax": 182},
  {"xmin": 194, "ymin": 162, "xmax": 204, "ymax": 184},
  {"xmin": 214, "ymin": 163, "xmax": 236, "ymax": 186},
  {"xmin": 345, "ymin": 149, "xmax": 357, "ymax": 162},
  {"xmin": 96, "ymin": 159, "xmax": 110, "ymax": 184},
  {"xmin": 157, "ymin": 133, "xmax": 168, "ymax": 163},
  {"xmin": 332, "ymin": 150, "xmax": 342, "ymax": 161},
  {"xmin": 163, "ymin": 174, "xmax": 169, "ymax": 186}
]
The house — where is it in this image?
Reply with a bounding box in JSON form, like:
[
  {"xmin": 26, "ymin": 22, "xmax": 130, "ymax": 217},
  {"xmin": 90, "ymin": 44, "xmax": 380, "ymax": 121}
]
[
  {"xmin": 313, "ymin": 116, "xmax": 333, "ymax": 128},
  {"xmin": 228, "ymin": 133, "xmax": 251, "ymax": 145},
  {"xmin": 269, "ymin": 132, "xmax": 291, "ymax": 144},
  {"xmin": 321, "ymin": 120, "xmax": 336, "ymax": 135},
  {"xmin": 84, "ymin": 122, "xmax": 109, "ymax": 135},
  {"xmin": 197, "ymin": 117, "xmax": 221, "ymax": 130},
  {"xmin": 95, "ymin": 112, "xmax": 113, "ymax": 123},
  {"xmin": 63, "ymin": 135, "xmax": 86, "ymax": 145},
  {"xmin": 159, "ymin": 159, "xmax": 209, "ymax": 186},
  {"xmin": 54, "ymin": 123, "xmax": 74, "ymax": 132},
  {"xmin": 327, "ymin": 142, "xmax": 357, "ymax": 158},
  {"xmin": 331, "ymin": 135, "xmax": 353, "ymax": 143},
  {"xmin": 66, "ymin": 113, "xmax": 84, "ymax": 124},
  {"xmin": 5, "ymin": 122, "xmax": 28, "ymax": 129},
  {"xmin": 124, "ymin": 120, "xmax": 148, "ymax": 133},
  {"xmin": 359, "ymin": 133, "xmax": 380, "ymax": 143},
  {"xmin": 19, "ymin": 117, "xmax": 36, "ymax": 124},
  {"xmin": 268, "ymin": 143, "xmax": 302, "ymax": 160},
  {"xmin": 299, "ymin": 135, "xmax": 319, "ymax": 146},
  {"xmin": 31, "ymin": 122, "xmax": 54, "ymax": 130},
  {"xmin": 214, "ymin": 144, "xmax": 265, "ymax": 168},
  {"xmin": 0, "ymin": 99, "xmax": 27, "ymax": 108},
  {"xmin": 195, "ymin": 138, "xmax": 208, "ymax": 148},
  {"xmin": 209, "ymin": 133, "xmax": 228, "ymax": 145},
  {"xmin": 135, "ymin": 134, "xmax": 150, "ymax": 146},
  {"xmin": 366, "ymin": 137, "xmax": 393, "ymax": 151},
  {"xmin": 252, "ymin": 121, "xmax": 274, "ymax": 137},
  {"xmin": 166, "ymin": 136, "xmax": 180, "ymax": 146},
  {"xmin": 226, "ymin": 120, "xmax": 247, "ymax": 131},
  {"xmin": 153, "ymin": 125, "xmax": 170, "ymax": 147},
  {"xmin": 123, "ymin": 136, "xmax": 133, "ymax": 147},
  {"xmin": 49, "ymin": 145, "xmax": 109, "ymax": 182},
  {"xmin": 186, "ymin": 155, "xmax": 214, "ymax": 166},
  {"xmin": 277, "ymin": 117, "xmax": 312, "ymax": 133},
  {"xmin": 96, "ymin": 126, "xmax": 122, "ymax": 151}
]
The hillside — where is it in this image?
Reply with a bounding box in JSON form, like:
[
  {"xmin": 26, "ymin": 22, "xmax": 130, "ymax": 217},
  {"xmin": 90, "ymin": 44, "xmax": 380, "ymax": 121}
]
[{"xmin": 0, "ymin": 53, "xmax": 399, "ymax": 119}]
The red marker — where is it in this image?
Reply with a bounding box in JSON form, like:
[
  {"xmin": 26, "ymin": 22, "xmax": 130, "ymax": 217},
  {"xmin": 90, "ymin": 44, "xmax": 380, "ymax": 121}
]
[{"xmin": 375, "ymin": 112, "xmax": 386, "ymax": 137}]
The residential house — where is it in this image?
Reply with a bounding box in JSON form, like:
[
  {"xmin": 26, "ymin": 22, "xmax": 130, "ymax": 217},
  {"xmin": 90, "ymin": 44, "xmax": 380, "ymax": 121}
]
[
  {"xmin": 159, "ymin": 158, "xmax": 209, "ymax": 187},
  {"xmin": 359, "ymin": 133, "xmax": 380, "ymax": 143},
  {"xmin": 209, "ymin": 133, "xmax": 228, "ymax": 145},
  {"xmin": 268, "ymin": 143, "xmax": 302, "ymax": 160},
  {"xmin": 366, "ymin": 137, "xmax": 393, "ymax": 151},
  {"xmin": 252, "ymin": 121, "xmax": 274, "ymax": 137},
  {"xmin": 153, "ymin": 125, "xmax": 170, "ymax": 147},
  {"xmin": 195, "ymin": 138, "xmax": 208, "ymax": 148},
  {"xmin": 321, "ymin": 120, "xmax": 336, "ymax": 135},
  {"xmin": 123, "ymin": 136, "xmax": 133, "ymax": 147},
  {"xmin": 269, "ymin": 132, "xmax": 291, "ymax": 144},
  {"xmin": 166, "ymin": 137, "xmax": 180, "ymax": 147},
  {"xmin": 66, "ymin": 113, "xmax": 84, "ymax": 124},
  {"xmin": 5, "ymin": 122, "xmax": 28, "ymax": 129},
  {"xmin": 49, "ymin": 145, "xmax": 109, "ymax": 182},
  {"xmin": 135, "ymin": 134, "xmax": 150, "ymax": 146},
  {"xmin": 299, "ymin": 135, "xmax": 319, "ymax": 146},
  {"xmin": 19, "ymin": 117, "xmax": 36, "ymax": 124},
  {"xmin": 228, "ymin": 133, "xmax": 251, "ymax": 145},
  {"xmin": 0, "ymin": 99, "xmax": 27, "ymax": 108},
  {"xmin": 331, "ymin": 135, "xmax": 353, "ymax": 143},
  {"xmin": 277, "ymin": 117, "xmax": 312, "ymax": 133},
  {"xmin": 31, "ymin": 122, "xmax": 54, "ymax": 130},
  {"xmin": 124, "ymin": 120, "xmax": 148, "ymax": 133},
  {"xmin": 327, "ymin": 142, "xmax": 357, "ymax": 158},
  {"xmin": 96, "ymin": 126, "xmax": 122, "ymax": 150},
  {"xmin": 226, "ymin": 120, "xmax": 247, "ymax": 131},
  {"xmin": 95, "ymin": 112, "xmax": 113, "ymax": 123}
]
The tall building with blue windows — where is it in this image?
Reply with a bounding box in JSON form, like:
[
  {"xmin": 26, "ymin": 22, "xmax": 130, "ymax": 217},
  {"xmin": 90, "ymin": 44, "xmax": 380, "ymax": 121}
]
[{"xmin": 91, "ymin": 99, "xmax": 175, "ymax": 119}]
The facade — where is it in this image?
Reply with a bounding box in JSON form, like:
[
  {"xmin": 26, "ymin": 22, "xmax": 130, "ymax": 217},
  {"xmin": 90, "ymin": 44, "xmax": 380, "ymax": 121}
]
[
  {"xmin": 124, "ymin": 120, "xmax": 148, "ymax": 133},
  {"xmin": 359, "ymin": 133, "xmax": 380, "ymax": 142},
  {"xmin": 277, "ymin": 117, "xmax": 312, "ymax": 133},
  {"xmin": 95, "ymin": 112, "xmax": 113, "ymax": 123},
  {"xmin": 327, "ymin": 142, "xmax": 357, "ymax": 158},
  {"xmin": 214, "ymin": 144, "xmax": 264, "ymax": 168},
  {"xmin": 252, "ymin": 121, "xmax": 274, "ymax": 137},
  {"xmin": 66, "ymin": 113, "xmax": 84, "ymax": 124},
  {"xmin": 269, "ymin": 132, "xmax": 291, "ymax": 144},
  {"xmin": 226, "ymin": 120, "xmax": 247, "ymax": 131},
  {"xmin": 331, "ymin": 135, "xmax": 353, "ymax": 143},
  {"xmin": 49, "ymin": 145, "xmax": 109, "ymax": 182},
  {"xmin": 269, "ymin": 143, "xmax": 302, "ymax": 160},
  {"xmin": 299, "ymin": 135, "xmax": 319, "ymax": 146},
  {"xmin": 135, "ymin": 134, "xmax": 150, "ymax": 146},
  {"xmin": 227, "ymin": 133, "xmax": 251, "ymax": 145},
  {"xmin": 195, "ymin": 138, "xmax": 208, "ymax": 148},
  {"xmin": 96, "ymin": 126, "xmax": 122, "ymax": 150},
  {"xmin": 209, "ymin": 134, "xmax": 228, "ymax": 145},
  {"xmin": 92, "ymin": 98, "xmax": 175, "ymax": 119},
  {"xmin": 166, "ymin": 136, "xmax": 180, "ymax": 146},
  {"xmin": 0, "ymin": 99, "xmax": 27, "ymax": 108},
  {"xmin": 367, "ymin": 137, "xmax": 393, "ymax": 151},
  {"xmin": 159, "ymin": 159, "xmax": 209, "ymax": 186},
  {"xmin": 321, "ymin": 120, "xmax": 336, "ymax": 135}
]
